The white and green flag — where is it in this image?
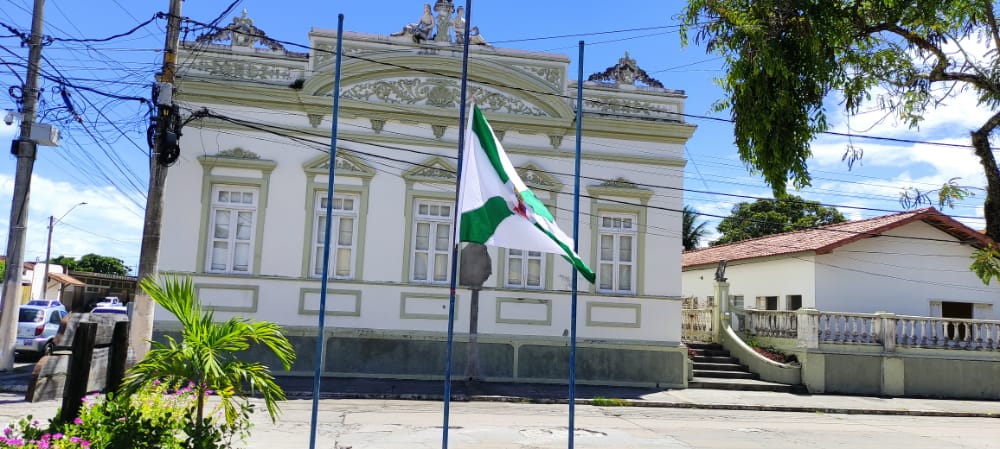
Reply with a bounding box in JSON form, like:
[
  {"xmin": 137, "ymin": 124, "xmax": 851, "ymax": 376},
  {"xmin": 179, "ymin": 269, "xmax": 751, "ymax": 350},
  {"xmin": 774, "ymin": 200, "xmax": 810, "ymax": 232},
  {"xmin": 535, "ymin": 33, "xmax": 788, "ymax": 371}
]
[{"xmin": 457, "ymin": 104, "xmax": 595, "ymax": 283}]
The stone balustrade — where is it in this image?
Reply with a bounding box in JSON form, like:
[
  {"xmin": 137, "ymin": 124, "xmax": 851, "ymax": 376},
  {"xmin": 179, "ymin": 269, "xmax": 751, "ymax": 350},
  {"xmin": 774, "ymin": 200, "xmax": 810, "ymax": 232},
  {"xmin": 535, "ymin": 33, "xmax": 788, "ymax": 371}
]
[
  {"xmin": 740, "ymin": 308, "xmax": 1000, "ymax": 352},
  {"xmin": 746, "ymin": 310, "xmax": 797, "ymax": 338}
]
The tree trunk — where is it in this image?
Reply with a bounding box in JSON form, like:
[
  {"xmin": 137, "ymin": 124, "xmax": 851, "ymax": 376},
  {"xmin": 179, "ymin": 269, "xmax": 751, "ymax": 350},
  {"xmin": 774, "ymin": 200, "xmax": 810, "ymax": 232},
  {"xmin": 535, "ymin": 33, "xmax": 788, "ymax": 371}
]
[{"xmin": 971, "ymin": 117, "xmax": 1000, "ymax": 242}]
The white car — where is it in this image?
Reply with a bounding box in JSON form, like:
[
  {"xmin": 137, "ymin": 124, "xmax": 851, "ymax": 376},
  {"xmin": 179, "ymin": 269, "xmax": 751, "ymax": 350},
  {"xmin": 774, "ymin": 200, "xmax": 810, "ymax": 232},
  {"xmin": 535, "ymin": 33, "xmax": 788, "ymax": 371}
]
[{"xmin": 15, "ymin": 305, "xmax": 68, "ymax": 356}]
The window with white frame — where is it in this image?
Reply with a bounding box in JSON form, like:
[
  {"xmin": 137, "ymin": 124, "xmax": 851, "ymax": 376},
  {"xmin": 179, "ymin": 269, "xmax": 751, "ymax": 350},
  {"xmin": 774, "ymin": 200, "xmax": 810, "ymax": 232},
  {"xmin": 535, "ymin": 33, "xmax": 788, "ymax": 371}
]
[
  {"xmin": 207, "ymin": 186, "xmax": 258, "ymax": 274},
  {"xmin": 311, "ymin": 193, "xmax": 359, "ymax": 279},
  {"xmin": 597, "ymin": 213, "xmax": 637, "ymax": 293},
  {"xmin": 505, "ymin": 249, "xmax": 544, "ymax": 289},
  {"xmin": 411, "ymin": 200, "xmax": 453, "ymax": 283}
]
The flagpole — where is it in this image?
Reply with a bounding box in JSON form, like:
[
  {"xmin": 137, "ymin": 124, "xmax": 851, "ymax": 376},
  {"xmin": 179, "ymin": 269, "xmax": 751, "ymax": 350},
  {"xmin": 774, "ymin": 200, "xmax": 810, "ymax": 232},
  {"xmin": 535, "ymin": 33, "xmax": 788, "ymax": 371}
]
[
  {"xmin": 568, "ymin": 40, "xmax": 585, "ymax": 449},
  {"xmin": 309, "ymin": 13, "xmax": 344, "ymax": 449},
  {"xmin": 443, "ymin": 2, "xmax": 474, "ymax": 448}
]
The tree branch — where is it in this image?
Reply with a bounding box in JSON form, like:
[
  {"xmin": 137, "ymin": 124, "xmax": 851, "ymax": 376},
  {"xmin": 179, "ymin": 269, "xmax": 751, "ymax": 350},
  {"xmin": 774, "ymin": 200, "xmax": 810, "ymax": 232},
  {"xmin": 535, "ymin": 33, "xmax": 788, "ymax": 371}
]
[{"xmin": 984, "ymin": 1, "xmax": 1000, "ymax": 55}]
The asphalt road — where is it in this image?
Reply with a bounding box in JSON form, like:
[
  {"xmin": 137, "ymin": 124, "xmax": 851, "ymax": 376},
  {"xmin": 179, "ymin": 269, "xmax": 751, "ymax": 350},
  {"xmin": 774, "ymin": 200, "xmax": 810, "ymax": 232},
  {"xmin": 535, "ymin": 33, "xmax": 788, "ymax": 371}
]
[{"xmin": 255, "ymin": 399, "xmax": 1000, "ymax": 449}]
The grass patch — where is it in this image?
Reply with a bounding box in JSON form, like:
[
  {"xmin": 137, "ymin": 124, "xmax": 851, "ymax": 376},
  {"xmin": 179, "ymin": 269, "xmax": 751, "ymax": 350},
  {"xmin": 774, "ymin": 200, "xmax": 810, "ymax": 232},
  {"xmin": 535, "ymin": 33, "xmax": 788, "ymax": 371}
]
[{"xmin": 591, "ymin": 396, "xmax": 631, "ymax": 407}]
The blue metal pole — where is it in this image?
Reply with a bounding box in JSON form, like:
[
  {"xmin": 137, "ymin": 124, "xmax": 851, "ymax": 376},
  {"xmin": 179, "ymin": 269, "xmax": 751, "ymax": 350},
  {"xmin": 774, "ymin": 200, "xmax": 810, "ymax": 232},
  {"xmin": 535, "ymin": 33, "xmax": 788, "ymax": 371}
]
[
  {"xmin": 443, "ymin": 2, "xmax": 474, "ymax": 448},
  {"xmin": 568, "ymin": 40, "xmax": 585, "ymax": 449},
  {"xmin": 309, "ymin": 13, "xmax": 344, "ymax": 449}
]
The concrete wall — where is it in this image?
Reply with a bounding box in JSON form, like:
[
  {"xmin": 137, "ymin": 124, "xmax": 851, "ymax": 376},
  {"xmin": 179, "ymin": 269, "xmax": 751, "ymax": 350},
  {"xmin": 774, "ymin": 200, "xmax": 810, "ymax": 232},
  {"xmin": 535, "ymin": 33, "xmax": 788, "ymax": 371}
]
[{"xmin": 155, "ymin": 326, "xmax": 687, "ymax": 388}]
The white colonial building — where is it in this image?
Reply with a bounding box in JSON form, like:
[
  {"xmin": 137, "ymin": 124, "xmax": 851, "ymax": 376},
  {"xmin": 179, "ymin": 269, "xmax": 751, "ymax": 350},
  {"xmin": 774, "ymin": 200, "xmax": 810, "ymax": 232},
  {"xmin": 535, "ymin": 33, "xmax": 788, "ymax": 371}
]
[{"xmin": 159, "ymin": 7, "xmax": 695, "ymax": 386}]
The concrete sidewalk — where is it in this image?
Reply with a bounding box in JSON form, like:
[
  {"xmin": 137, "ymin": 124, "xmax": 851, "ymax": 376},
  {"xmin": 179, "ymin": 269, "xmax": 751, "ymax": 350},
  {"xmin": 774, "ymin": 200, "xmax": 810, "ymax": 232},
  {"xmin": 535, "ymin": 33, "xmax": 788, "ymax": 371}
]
[{"xmin": 2, "ymin": 369, "xmax": 997, "ymax": 419}]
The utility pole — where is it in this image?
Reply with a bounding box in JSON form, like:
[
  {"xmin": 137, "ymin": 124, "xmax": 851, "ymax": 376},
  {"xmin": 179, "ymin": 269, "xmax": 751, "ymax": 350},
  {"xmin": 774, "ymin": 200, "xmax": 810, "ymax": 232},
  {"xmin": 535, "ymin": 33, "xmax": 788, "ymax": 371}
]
[
  {"xmin": 0, "ymin": 0, "xmax": 46, "ymax": 371},
  {"xmin": 129, "ymin": 0, "xmax": 182, "ymax": 359}
]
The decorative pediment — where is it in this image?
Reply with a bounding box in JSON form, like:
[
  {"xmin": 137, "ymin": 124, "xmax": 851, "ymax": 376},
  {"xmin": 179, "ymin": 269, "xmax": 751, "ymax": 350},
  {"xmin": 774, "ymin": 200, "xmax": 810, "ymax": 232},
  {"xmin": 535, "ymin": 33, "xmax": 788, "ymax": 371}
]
[
  {"xmin": 517, "ymin": 163, "xmax": 562, "ymax": 191},
  {"xmin": 587, "ymin": 177, "xmax": 653, "ymax": 201},
  {"xmin": 215, "ymin": 147, "xmax": 260, "ymax": 159},
  {"xmin": 339, "ymin": 77, "xmax": 550, "ymax": 117},
  {"xmin": 587, "ymin": 51, "xmax": 663, "ymax": 88},
  {"xmin": 303, "ymin": 151, "xmax": 376, "ymax": 178},
  {"xmin": 195, "ymin": 9, "xmax": 285, "ymax": 51},
  {"xmin": 402, "ymin": 156, "xmax": 456, "ymax": 184}
]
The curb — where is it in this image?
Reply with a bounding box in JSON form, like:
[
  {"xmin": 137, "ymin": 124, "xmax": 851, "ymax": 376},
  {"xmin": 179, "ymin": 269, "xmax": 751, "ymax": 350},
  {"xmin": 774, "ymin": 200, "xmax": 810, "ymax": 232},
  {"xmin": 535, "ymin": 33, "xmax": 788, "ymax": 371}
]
[{"xmin": 283, "ymin": 391, "xmax": 999, "ymax": 419}]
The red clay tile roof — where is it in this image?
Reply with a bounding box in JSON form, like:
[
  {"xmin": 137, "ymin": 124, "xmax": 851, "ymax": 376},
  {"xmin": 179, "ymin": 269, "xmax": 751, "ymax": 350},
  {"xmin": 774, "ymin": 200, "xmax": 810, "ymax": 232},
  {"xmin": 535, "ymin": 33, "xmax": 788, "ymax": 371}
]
[{"xmin": 682, "ymin": 207, "xmax": 992, "ymax": 268}]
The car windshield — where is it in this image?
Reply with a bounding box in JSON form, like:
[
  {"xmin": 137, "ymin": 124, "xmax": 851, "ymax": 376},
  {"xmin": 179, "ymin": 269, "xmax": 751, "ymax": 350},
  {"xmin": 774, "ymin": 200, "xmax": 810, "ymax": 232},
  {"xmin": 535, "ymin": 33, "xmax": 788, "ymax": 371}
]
[{"xmin": 18, "ymin": 309, "xmax": 43, "ymax": 323}]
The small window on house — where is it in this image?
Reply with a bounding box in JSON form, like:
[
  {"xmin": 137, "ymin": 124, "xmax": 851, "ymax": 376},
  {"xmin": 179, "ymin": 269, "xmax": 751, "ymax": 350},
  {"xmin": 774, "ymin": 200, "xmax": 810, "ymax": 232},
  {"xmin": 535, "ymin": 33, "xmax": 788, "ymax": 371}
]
[
  {"xmin": 942, "ymin": 301, "xmax": 974, "ymax": 340},
  {"xmin": 732, "ymin": 295, "xmax": 744, "ymax": 309},
  {"xmin": 787, "ymin": 295, "xmax": 802, "ymax": 311},
  {"xmin": 765, "ymin": 296, "xmax": 778, "ymax": 310}
]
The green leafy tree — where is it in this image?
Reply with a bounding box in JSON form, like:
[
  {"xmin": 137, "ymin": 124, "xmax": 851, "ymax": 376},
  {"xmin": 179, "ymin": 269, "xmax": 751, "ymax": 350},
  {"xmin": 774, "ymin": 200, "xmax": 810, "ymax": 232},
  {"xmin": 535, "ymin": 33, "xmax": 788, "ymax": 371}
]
[
  {"xmin": 683, "ymin": 205, "xmax": 710, "ymax": 250},
  {"xmin": 0, "ymin": 259, "xmax": 5, "ymax": 279},
  {"xmin": 74, "ymin": 253, "xmax": 128, "ymax": 276},
  {"xmin": 49, "ymin": 255, "xmax": 78, "ymax": 271},
  {"xmin": 121, "ymin": 275, "xmax": 296, "ymax": 425},
  {"xmin": 713, "ymin": 196, "xmax": 845, "ymax": 245},
  {"xmin": 680, "ymin": 1, "xmax": 1000, "ymax": 242}
]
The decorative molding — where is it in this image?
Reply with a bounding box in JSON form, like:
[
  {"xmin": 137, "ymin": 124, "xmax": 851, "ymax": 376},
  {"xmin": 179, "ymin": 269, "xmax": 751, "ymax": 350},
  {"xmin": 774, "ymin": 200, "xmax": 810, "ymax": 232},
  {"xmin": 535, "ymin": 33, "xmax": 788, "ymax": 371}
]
[
  {"xmin": 215, "ymin": 147, "xmax": 260, "ymax": 159},
  {"xmin": 586, "ymin": 301, "xmax": 642, "ymax": 328},
  {"xmin": 516, "ymin": 163, "xmax": 562, "ymax": 191},
  {"xmin": 307, "ymin": 113, "xmax": 323, "ymax": 128},
  {"xmin": 340, "ymin": 78, "xmax": 549, "ymax": 117},
  {"xmin": 494, "ymin": 129, "xmax": 506, "ymax": 142},
  {"xmin": 370, "ymin": 118, "xmax": 386, "ymax": 134},
  {"xmin": 496, "ymin": 297, "xmax": 552, "ymax": 326},
  {"xmin": 399, "ymin": 293, "xmax": 455, "ymax": 320},
  {"xmin": 194, "ymin": 284, "xmax": 259, "ymax": 313},
  {"xmin": 194, "ymin": 9, "xmax": 286, "ymax": 51},
  {"xmin": 431, "ymin": 124, "xmax": 447, "ymax": 139},
  {"xmin": 583, "ymin": 96, "xmax": 677, "ymax": 118},
  {"xmin": 587, "ymin": 177, "xmax": 654, "ymax": 202},
  {"xmin": 298, "ymin": 288, "xmax": 362, "ymax": 317},
  {"xmin": 587, "ymin": 51, "xmax": 663, "ymax": 88},
  {"xmin": 600, "ymin": 177, "xmax": 639, "ymax": 189},
  {"xmin": 548, "ymin": 134, "xmax": 563, "ymax": 149},
  {"xmin": 303, "ymin": 151, "xmax": 376, "ymax": 178},
  {"xmin": 402, "ymin": 156, "xmax": 456, "ymax": 184},
  {"xmin": 515, "ymin": 65, "xmax": 562, "ymax": 86},
  {"xmin": 185, "ymin": 58, "xmax": 300, "ymax": 82}
]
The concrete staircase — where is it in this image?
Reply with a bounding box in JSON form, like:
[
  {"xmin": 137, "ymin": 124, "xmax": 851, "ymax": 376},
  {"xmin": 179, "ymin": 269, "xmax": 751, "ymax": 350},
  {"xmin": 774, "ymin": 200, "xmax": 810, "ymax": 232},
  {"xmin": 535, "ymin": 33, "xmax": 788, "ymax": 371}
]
[{"xmin": 687, "ymin": 342, "xmax": 801, "ymax": 393}]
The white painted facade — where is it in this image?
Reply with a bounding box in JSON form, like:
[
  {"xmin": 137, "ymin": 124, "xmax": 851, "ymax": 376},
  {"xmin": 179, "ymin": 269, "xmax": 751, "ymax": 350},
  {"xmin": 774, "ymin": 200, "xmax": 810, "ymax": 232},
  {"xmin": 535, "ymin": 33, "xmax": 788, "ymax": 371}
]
[
  {"xmin": 159, "ymin": 18, "xmax": 695, "ymax": 357},
  {"xmin": 682, "ymin": 220, "xmax": 1000, "ymax": 319}
]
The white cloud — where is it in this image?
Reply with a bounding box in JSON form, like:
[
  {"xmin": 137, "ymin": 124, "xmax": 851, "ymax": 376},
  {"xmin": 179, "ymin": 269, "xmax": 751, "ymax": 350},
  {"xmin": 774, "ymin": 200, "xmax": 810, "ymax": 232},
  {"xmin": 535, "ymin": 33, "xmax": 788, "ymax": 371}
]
[{"xmin": 0, "ymin": 173, "xmax": 143, "ymax": 273}]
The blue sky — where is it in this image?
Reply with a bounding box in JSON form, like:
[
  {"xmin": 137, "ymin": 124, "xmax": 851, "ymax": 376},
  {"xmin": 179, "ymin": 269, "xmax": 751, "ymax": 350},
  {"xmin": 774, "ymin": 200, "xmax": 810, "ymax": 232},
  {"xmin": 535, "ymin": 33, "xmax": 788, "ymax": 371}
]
[{"xmin": 0, "ymin": 0, "xmax": 990, "ymax": 273}]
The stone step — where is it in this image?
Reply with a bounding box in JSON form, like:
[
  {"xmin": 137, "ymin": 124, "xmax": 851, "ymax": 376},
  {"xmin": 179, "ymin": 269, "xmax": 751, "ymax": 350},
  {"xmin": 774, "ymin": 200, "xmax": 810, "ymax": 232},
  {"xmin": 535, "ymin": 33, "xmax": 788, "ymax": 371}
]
[
  {"xmin": 689, "ymin": 348, "xmax": 731, "ymax": 358},
  {"xmin": 692, "ymin": 355, "xmax": 739, "ymax": 364},
  {"xmin": 692, "ymin": 362, "xmax": 748, "ymax": 372},
  {"xmin": 689, "ymin": 376, "xmax": 803, "ymax": 393},
  {"xmin": 685, "ymin": 342, "xmax": 724, "ymax": 351},
  {"xmin": 692, "ymin": 369, "xmax": 759, "ymax": 380}
]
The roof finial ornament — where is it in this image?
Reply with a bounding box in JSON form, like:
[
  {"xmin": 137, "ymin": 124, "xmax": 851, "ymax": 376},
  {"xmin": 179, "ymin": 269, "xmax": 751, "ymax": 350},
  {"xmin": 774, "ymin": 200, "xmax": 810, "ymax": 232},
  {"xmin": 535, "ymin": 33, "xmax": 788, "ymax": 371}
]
[
  {"xmin": 194, "ymin": 9, "xmax": 285, "ymax": 51},
  {"xmin": 587, "ymin": 51, "xmax": 664, "ymax": 88}
]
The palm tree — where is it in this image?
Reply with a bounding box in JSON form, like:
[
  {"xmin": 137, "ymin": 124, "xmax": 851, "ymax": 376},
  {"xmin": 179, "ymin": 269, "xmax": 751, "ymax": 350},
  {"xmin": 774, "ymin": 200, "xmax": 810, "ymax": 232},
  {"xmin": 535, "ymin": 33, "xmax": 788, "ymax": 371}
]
[
  {"xmin": 683, "ymin": 205, "xmax": 709, "ymax": 251},
  {"xmin": 121, "ymin": 275, "xmax": 296, "ymax": 424}
]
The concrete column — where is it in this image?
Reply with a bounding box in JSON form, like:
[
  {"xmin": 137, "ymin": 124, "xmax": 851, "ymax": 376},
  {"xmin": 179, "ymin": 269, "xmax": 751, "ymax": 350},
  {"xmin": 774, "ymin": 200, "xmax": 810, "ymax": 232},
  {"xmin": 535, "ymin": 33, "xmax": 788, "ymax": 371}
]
[
  {"xmin": 877, "ymin": 312, "xmax": 897, "ymax": 353},
  {"xmin": 797, "ymin": 308, "xmax": 820, "ymax": 349},
  {"xmin": 882, "ymin": 356, "xmax": 905, "ymax": 396},
  {"xmin": 712, "ymin": 281, "xmax": 729, "ymax": 342}
]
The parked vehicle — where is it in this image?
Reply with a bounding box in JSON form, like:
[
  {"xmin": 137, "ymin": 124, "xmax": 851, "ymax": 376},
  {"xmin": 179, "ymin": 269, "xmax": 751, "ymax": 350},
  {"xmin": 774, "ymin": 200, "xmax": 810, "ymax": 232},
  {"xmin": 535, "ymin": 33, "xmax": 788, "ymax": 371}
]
[
  {"xmin": 93, "ymin": 296, "xmax": 122, "ymax": 308},
  {"xmin": 90, "ymin": 306, "xmax": 127, "ymax": 315},
  {"xmin": 15, "ymin": 305, "xmax": 68, "ymax": 356},
  {"xmin": 26, "ymin": 299, "xmax": 66, "ymax": 312}
]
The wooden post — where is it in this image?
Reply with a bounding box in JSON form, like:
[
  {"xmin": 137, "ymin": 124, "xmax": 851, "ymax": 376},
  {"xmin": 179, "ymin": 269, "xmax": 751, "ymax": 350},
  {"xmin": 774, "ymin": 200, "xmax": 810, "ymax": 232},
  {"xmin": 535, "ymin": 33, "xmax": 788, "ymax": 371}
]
[
  {"xmin": 105, "ymin": 320, "xmax": 130, "ymax": 393},
  {"xmin": 61, "ymin": 322, "xmax": 96, "ymax": 422}
]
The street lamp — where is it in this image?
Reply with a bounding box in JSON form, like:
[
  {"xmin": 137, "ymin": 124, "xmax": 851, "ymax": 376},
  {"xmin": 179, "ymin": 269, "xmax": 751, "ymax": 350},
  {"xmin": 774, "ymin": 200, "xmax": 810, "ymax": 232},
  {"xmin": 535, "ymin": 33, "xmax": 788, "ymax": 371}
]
[{"xmin": 42, "ymin": 202, "xmax": 86, "ymax": 299}]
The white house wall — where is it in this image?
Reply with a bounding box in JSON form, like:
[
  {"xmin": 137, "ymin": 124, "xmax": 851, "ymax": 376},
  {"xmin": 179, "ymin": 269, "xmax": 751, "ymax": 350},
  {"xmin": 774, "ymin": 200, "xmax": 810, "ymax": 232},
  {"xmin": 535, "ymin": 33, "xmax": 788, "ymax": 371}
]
[
  {"xmin": 681, "ymin": 255, "xmax": 817, "ymax": 310},
  {"xmin": 815, "ymin": 221, "xmax": 999, "ymax": 318}
]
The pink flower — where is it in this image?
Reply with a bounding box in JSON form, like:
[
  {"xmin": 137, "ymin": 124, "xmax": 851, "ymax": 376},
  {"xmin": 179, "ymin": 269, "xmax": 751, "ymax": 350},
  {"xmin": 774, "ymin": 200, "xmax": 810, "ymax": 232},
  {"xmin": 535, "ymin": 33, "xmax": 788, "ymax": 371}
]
[
  {"xmin": 73, "ymin": 417, "xmax": 83, "ymax": 425},
  {"xmin": 53, "ymin": 433, "xmax": 63, "ymax": 439}
]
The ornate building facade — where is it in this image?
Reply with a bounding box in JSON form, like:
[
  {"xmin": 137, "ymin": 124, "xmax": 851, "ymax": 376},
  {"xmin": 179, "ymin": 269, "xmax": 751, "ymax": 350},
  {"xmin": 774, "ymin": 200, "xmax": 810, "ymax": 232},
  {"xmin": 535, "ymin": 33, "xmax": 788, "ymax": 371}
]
[{"xmin": 160, "ymin": 7, "xmax": 696, "ymax": 387}]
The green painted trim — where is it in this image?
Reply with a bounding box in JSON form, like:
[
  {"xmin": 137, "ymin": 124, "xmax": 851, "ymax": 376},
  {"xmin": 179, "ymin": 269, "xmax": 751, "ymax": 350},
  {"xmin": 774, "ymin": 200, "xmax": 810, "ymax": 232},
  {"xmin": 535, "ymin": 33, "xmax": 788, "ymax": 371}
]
[
  {"xmin": 589, "ymin": 198, "xmax": 647, "ymax": 295},
  {"xmin": 401, "ymin": 188, "xmax": 456, "ymax": 283},
  {"xmin": 196, "ymin": 158, "xmax": 275, "ymax": 275},
  {"xmin": 297, "ymin": 288, "xmax": 362, "ymax": 317},
  {"xmin": 299, "ymin": 183, "xmax": 369, "ymax": 279},
  {"xmin": 586, "ymin": 301, "xmax": 642, "ymax": 328},
  {"xmin": 495, "ymin": 297, "xmax": 552, "ymax": 326},
  {"xmin": 399, "ymin": 292, "xmax": 457, "ymax": 320},
  {"xmin": 401, "ymin": 155, "xmax": 458, "ymax": 185},
  {"xmin": 193, "ymin": 283, "xmax": 259, "ymax": 313}
]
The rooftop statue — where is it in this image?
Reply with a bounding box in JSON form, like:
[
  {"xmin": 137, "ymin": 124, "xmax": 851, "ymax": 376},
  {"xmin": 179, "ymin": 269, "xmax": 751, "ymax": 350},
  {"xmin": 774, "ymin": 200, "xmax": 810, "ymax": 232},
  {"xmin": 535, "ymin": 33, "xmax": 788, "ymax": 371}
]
[
  {"xmin": 433, "ymin": 0, "xmax": 454, "ymax": 42},
  {"xmin": 391, "ymin": 3, "xmax": 435, "ymax": 43},
  {"xmin": 453, "ymin": 7, "xmax": 490, "ymax": 46}
]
